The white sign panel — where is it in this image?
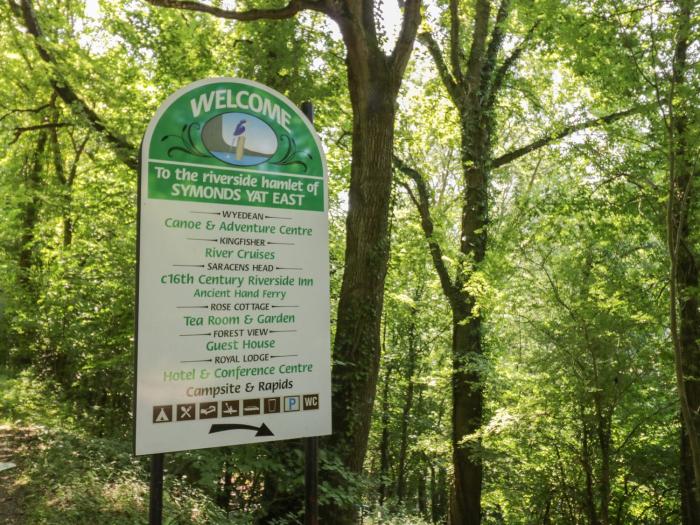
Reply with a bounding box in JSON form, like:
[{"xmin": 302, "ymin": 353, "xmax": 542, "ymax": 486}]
[{"xmin": 134, "ymin": 78, "xmax": 331, "ymax": 455}]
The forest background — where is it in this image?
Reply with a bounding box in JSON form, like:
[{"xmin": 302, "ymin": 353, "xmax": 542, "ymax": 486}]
[{"xmin": 0, "ymin": 0, "xmax": 699, "ymax": 524}]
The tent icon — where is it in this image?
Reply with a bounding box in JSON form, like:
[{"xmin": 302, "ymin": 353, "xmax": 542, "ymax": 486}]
[{"xmin": 153, "ymin": 405, "xmax": 173, "ymax": 423}]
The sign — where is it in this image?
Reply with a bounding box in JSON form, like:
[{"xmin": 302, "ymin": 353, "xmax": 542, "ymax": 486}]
[{"xmin": 134, "ymin": 78, "xmax": 331, "ymax": 455}]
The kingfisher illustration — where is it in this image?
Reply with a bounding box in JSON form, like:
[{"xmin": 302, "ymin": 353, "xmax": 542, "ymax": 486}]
[{"xmin": 234, "ymin": 119, "xmax": 247, "ymax": 137}]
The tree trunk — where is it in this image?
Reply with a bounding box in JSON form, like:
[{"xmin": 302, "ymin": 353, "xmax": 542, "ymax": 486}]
[
  {"xmin": 449, "ymin": 113, "xmax": 490, "ymax": 524},
  {"xmin": 667, "ymin": 0, "xmax": 700, "ymax": 515},
  {"xmin": 676, "ymin": 198, "xmax": 700, "ymax": 517},
  {"xmin": 542, "ymin": 497, "xmax": 552, "ymax": 525},
  {"xmin": 450, "ymin": 306, "xmax": 484, "ymax": 525},
  {"xmin": 48, "ymin": 106, "xmax": 75, "ymax": 248},
  {"xmin": 326, "ymin": 62, "xmax": 399, "ymax": 522},
  {"xmin": 432, "ymin": 465, "xmax": 448, "ymax": 524},
  {"xmin": 18, "ymin": 132, "xmax": 48, "ymax": 287},
  {"xmin": 418, "ymin": 465, "xmax": 428, "ymax": 518},
  {"xmin": 594, "ymin": 399, "xmax": 612, "ymax": 525},
  {"xmin": 430, "ymin": 465, "xmax": 438, "ymax": 523},
  {"xmin": 63, "ymin": 216, "xmax": 73, "ymax": 247},
  {"xmin": 398, "ymin": 309, "xmax": 419, "ymax": 503},
  {"xmin": 12, "ymin": 131, "xmax": 48, "ymax": 369},
  {"xmin": 581, "ymin": 418, "xmax": 600, "ymax": 525},
  {"xmin": 378, "ymin": 364, "xmax": 393, "ymax": 506},
  {"xmin": 682, "ymin": 421, "xmax": 700, "ymax": 524}
]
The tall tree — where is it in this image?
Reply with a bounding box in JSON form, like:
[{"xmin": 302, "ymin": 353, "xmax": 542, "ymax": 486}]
[
  {"xmin": 396, "ymin": 1, "xmax": 645, "ymax": 521},
  {"xmin": 665, "ymin": 0, "xmax": 700, "ymax": 519}
]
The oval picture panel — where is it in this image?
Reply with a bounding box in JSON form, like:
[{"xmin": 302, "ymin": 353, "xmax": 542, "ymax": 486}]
[{"xmin": 201, "ymin": 112, "xmax": 278, "ymax": 166}]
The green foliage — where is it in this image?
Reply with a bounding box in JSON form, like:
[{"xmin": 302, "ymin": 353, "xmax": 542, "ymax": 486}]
[
  {"xmin": 0, "ymin": 0, "xmax": 696, "ymax": 522},
  {"xmin": 482, "ymin": 127, "xmax": 679, "ymax": 522}
]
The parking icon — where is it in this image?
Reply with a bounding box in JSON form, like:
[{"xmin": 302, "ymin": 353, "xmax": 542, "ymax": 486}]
[{"xmin": 284, "ymin": 396, "xmax": 300, "ymax": 412}]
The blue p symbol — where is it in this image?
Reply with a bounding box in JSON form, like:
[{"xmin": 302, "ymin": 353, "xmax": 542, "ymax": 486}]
[{"xmin": 285, "ymin": 396, "xmax": 299, "ymax": 412}]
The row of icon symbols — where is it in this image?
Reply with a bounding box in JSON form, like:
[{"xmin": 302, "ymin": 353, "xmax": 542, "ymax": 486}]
[{"xmin": 153, "ymin": 394, "xmax": 319, "ymax": 423}]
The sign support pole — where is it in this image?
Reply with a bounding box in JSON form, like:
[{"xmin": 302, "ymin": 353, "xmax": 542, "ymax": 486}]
[
  {"xmin": 149, "ymin": 453, "xmax": 164, "ymax": 524},
  {"xmin": 300, "ymin": 101, "xmax": 320, "ymax": 525},
  {"xmin": 304, "ymin": 436, "xmax": 319, "ymax": 525}
]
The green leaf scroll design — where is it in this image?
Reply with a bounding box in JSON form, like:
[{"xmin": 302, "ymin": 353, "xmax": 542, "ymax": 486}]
[
  {"xmin": 269, "ymin": 134, "xmax": 312, "ymax": 172},
  {"xmin": 161, "ymin": 123, "xmax": 209, "ymax": 159}
]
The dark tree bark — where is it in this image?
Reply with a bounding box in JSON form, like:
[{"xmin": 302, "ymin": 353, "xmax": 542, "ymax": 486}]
[
  {"xmin": 594, "ymin": 392, "xmax": 612, "ymax": 525},
  {"xmin": 683, "ymin": 423, "xmax": 700, "ymax": 524},
  {"xmin": 666, "ymin": 0, "xmax": 700, "ymax": 518},
  {"xmin": 49, "ymin": 111, "xmax": 89, "ymax": 248},
  {"xmin": 331, "ymin": 75, "xmax": 397, "ymax": 477},
  {"xmin": 9, "ymin": 124, "xmax": 49, "ymax": 370},
  {"xmin": 418, "ymin": 464, "xmax": 428, "ymax": 518},
  {"xmin": 542, "ymin": 497, "xmax": 552, "ymax": 525},
  {"xmin": 434, "ymin": 465, "xmax": 448, "ymax": 523},
  {"xmin": 429, "ymin": 465, "xmax": 438, "ymax": 523},
  {"xmin": 581, "ymin": 415, "xmax": 600, "ymax": 525},
  {"xmin": 679, "ymin": 424, "xmax": 700, "ymax": 525}
]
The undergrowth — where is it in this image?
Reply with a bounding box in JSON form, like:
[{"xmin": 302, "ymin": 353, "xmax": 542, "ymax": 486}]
[{"xmin": 0, "ymin": 371, "xmax": 233, "ymax": 524}]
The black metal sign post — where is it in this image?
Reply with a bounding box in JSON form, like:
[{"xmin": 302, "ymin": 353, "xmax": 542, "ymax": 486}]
[
  {"xmin": 137, "ymin": 138, "xmax": 164, "ymax": 525},
  {"xmin": 149, "ymin": 453, "xmax": 164, "ymax": 524},
  {"xmin": 137, "ymin": 139, "xmax": 165, "ymax": 525},
  {"xmin": 301, "ymin": 101, "xmax": 320, "ymax": 525},
  {"xmin": 305, "ymin": 435, "xmax": 320, "ymax": 525}
]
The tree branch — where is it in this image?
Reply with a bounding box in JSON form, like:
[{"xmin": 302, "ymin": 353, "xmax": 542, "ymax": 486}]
[
  {"xmin": 480, "ymin": 0, "xmax": 510, "ymax": 94},
  {"xmin": 492, "ymin": 106, "xmax": 649, "ymax": 169},
  {"xmin": 448, "ymin": 0, "xmax": 464, "ymax": 83},
  {"xmin": 68, "ymin": 133, "xmax": 90, "ymax": 186},
  {"xmin": 6, "ymin": 0, "xmax": 20, "ymax": 16},
  {"xmin": 486, "ymin": 19, "xmax": 539, "ymax": 110},
  {"xmin": 464, "ymin": 0, "xmax": 491, "ymax": 95},
  {"xmin": 17, "ymin": 0, "xmax": 137, "ymax": 169},
  {"xmin": 390, "ymin": 0, "xmax": 421, "ymax": 80},
  {"xmin": 49, "ymin": 120, "xmax": 66, "ymax": 185},
  {"xmin": 0, "ymin": 103, "xmax": 51, "ymax": 123},
  {"xmin": 418, "ymin": 31, "xmax": 461, "ymax": 106},
  {"xmin": 10, "ymin": 123, "xmax": 69, "ymax": 145},
  {"xmin": 144, "ymin": 0, "xmax": 330, "ymax": 19},
  {"xmin": 393, "ymin": 155, "xmax": 459, "ymax": 305}
]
